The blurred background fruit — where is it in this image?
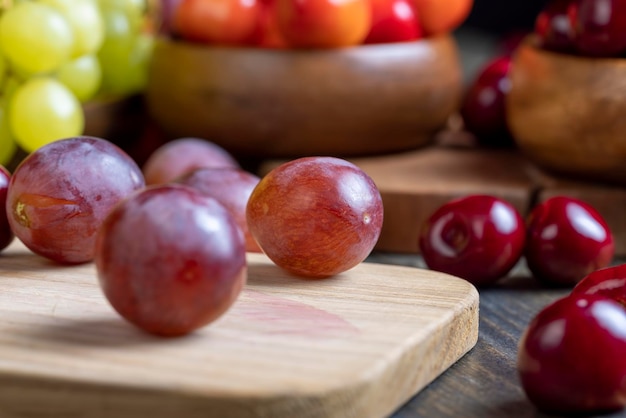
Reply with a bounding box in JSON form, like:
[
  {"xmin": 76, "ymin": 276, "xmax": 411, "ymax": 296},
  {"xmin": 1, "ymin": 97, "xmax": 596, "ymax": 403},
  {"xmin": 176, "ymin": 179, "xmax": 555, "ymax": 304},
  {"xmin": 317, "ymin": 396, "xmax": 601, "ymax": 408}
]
[{"xmin": 0, "ymin": 0, "xmax": 154, "ymax": 168}]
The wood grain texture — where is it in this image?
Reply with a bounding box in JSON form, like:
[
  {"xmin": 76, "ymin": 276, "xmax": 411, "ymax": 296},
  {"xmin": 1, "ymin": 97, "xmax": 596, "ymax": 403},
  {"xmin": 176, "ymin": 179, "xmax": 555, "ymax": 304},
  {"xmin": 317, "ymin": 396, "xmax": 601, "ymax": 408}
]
[
  {"xmin": 377, "ymin": 254, "xmax": 626, "ymax": 418},
  {"xmin": 0, "ymin": 241, "xmax": 478, "ymax": 418},
  {"xmin": 145, "ymin": 35, "xmax": 462, "ymax": 159},
  {"xmin": 349, "ymin": 147, "xmax": 535, "ymax": 254},
  {"xmin": 507, "ymin": 37, "xmax": 626, "ymax": 185}
]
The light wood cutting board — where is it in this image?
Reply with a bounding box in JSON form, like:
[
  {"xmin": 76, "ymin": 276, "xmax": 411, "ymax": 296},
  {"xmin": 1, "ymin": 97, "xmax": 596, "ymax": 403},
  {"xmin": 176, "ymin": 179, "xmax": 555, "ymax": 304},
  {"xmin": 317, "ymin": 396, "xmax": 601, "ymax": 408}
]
[{"xmin": 0, "ymin": 240, "xmax": 478, "ymax": 418}]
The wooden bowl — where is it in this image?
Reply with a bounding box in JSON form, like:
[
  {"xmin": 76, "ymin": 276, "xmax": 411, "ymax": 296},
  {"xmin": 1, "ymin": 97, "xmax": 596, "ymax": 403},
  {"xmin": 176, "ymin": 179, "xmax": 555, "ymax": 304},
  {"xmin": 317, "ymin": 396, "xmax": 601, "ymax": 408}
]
[
  {"xmin": 507, "ymin": 37, "xmax": 626, "ymax": 185},
  {"xmin": 145, "ymin": 35, "xmax": 463, "ymax": 159}
]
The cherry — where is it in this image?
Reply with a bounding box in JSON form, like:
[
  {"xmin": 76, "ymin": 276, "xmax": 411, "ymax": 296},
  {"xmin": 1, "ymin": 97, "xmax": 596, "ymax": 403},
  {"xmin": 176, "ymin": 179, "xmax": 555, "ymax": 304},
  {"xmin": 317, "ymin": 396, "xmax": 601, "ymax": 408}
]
[
  {"xmin": 572, "ymin": 264, "xmax": 626, "ymax": 306},
  {"xmin": 570, "ymin": 0, "xmax": 626, "ymax": 57},
  {"xmin": 459, "ymin": 56, "xmax": 515, "ymax": 148},
  {"xmin": 0, "ymin": 165, "xmax": 13, "ymax": 252},
  {"xmin": 518, "ymin": 293, "xmax": 626, "ymax": 414},
  {"xmin": 525, "ymin": 196, "xmax": 614, "ymax": 286},
  {"xmin": 534, "ymin": 0, "xmax": 577, "ymax": 53},
  {"xmin": 418, "ymin": 195, "xmax": 525, "ymax": 286}
]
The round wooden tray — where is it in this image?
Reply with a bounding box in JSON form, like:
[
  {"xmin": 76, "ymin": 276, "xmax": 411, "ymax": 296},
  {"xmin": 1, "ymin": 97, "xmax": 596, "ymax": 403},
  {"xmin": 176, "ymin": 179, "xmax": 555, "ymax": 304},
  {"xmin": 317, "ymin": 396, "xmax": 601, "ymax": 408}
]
[{"xmin": 145, "ymin": 35, "xmax": 463, "ymax": 159}]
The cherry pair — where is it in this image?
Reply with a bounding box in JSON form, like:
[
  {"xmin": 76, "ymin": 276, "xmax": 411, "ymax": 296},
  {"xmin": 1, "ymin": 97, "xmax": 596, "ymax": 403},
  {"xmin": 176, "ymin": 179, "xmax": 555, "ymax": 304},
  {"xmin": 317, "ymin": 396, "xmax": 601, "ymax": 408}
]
[
  {"xmin": 419, "ymin": 194, "xmax": 614, "ymax": 287},
  {"xmin": 518, "ymin": 262, "xmax": 626, "ymax": 415}
]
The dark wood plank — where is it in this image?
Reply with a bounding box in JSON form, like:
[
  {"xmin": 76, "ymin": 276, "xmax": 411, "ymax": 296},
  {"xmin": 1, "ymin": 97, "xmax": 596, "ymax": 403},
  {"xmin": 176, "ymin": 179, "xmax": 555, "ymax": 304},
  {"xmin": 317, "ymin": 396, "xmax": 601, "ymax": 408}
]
[{"xmin": 374, "ymin": 254, "xmax": 626, "ymax": 418}]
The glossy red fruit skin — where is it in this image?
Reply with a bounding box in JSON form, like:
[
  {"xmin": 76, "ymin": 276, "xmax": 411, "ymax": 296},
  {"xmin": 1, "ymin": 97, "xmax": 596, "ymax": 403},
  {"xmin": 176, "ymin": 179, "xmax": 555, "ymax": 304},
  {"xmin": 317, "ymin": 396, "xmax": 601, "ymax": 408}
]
[
  {"xmin": 518, "ymin": 294, "xmax": 626, "ymax": 414},
  {"xmin": 460, "ymin": 56, "xmax": 515, "ymax": 148},
  {"xmin": 572, "ymin": 264, "xmax": 626, "ymax": 305},
  {"xmin": 95, "ymin": 185, "xmax": 247, "ymax": 337},
  {"xmin": 534, "ymin": 0, "xmax": 576, "ymax": 53},
  {"xmin": 246, "ymin": 157, "xmax": 383, "ymax": 278},
  {"xmin": 6, "ymin": 137, "xmax": 145, "ymax": 264},
  {"xmin": 363, "ymin": 0, "xmax": 422, "ymax": 44},
  {"xmin": 0, "ymin": 165, "xmax": 13, "ymax": 252},
  {"xmin": 570, "ymin": 0, "xmax": 626, "ymax": 57},
  {"xmin": 419, "ymin": 195, "xmax": 525, "ymax": 286},
  {"xmin": 176, "ymin": 167, "xmax": 262, "ymax": 252},
  {"xmin": 525, "ymin": 196, "xmax": 614, "ymax": 286}
]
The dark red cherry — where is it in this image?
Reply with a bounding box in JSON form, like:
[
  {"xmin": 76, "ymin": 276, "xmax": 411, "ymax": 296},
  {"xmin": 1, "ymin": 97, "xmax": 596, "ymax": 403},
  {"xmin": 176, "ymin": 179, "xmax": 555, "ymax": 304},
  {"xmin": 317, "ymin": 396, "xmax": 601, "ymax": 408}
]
[
  {"xmin": 572, "ymin": 264, "xmax": 626, "ymax": 305},
  {"xmin": 0, "ymin": 165, "xmax": 13, "ymax": 252},
  {"xmin": 571, "ymin": 0, "xmax": 626, "ymax": 57},
  {"xmin": 418, "ymin": 195, "xmax": 525, "ymax": 286},
  {"xmin": 526, "ymin": 196, "xmax": 614, "ymax": 286},
  {"xmin": 534, "ymin": 0, "xmax": 577, "ymax": 53},
  {"xmin": 518, "ymin": 293, "xmax": 626, "ymax": 414},
  {"xmin": 460, "ymin": 56, "xmax": 515, "ymax": 148}
]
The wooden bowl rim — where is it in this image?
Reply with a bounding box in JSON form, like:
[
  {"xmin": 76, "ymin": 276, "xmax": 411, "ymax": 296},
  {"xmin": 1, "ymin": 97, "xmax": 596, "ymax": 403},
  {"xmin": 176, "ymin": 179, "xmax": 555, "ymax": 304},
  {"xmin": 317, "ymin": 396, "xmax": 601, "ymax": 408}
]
[
  {"xmin": 518, "ymin": 34, "xmax": 626, "ymax": 67},
  {"xmin": 153, "ymin": 34, "xmax": 457, "ymax": 58}
]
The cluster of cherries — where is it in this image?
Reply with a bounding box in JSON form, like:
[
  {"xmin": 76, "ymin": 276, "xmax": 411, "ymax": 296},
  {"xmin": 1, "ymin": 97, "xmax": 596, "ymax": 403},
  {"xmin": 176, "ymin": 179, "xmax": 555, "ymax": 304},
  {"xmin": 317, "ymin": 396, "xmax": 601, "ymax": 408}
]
[
  {"xmin": 535, "ymin": 0, "xmax": 626, "ymax": 57},
  {"xmin": 460, "ymin": 0, "xmax": 626, "ymax": 148},
  {"xmin": 419, "ymin": 194, "xmax": 614, "ymax": 287},
  {"xmin": 159, "ymin": 0, "xmax": 473, "ymax": 48},
  {"xmin": 419, "ymin": 194, "xmax": 626, "ymax": 414}
]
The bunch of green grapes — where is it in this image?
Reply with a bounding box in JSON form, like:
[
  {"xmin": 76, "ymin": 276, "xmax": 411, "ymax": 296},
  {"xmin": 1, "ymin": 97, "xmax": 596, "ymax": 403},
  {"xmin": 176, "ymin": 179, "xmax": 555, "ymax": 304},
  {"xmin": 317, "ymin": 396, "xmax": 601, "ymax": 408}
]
[{"xmin": 0, "ymin": 0, "xmax": 153, "ymax": 163}]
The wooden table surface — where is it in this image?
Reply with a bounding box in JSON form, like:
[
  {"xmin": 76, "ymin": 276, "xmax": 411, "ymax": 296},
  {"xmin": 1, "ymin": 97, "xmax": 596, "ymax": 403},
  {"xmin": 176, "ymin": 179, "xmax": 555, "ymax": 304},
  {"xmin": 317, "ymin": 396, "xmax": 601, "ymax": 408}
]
[{"xmin": 369, "ymin": 252, "xmax": 624, "ymax": 418}]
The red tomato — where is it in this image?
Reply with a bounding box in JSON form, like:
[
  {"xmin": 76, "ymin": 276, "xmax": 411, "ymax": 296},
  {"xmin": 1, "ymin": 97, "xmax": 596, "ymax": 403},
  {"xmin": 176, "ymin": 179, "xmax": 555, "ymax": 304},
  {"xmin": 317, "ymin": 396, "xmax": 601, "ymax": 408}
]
[
  {"xmin": 364, "ymin": 0, "xmax": 422, "ymax": 44},
  {"xmin": 174, "ymin": 0, "xmax": 261, "ymax": 45},
  {"xmin": 275, "ymin": 0, "xmax": 372, "ymax": 48},
  {"xmin": 413, "ymin": 0, "xmax": 473, "ymax": 36},
  {"xmin": 248, "ymin": 1, "xmax": 288, "ymax": 48}
]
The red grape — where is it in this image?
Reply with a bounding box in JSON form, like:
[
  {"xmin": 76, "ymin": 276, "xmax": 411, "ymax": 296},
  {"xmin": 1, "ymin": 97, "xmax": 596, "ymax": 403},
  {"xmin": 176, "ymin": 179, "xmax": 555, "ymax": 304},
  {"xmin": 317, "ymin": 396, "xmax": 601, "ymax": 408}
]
[
  {"xmin": 0, "ymin": 165, "xmax": 13, "ymax": 252},
  {"xmin": 177, "ymin": 167, "xmax": 261, "ymax": 252},
  {"xmin": 6, "ymin": 137, "xmax": 145, "ymax": 264},
  {"xmin": 142, "ymin": 137, "xmax": 240, "ymax": 185},
  {"xmin": 95, "ymin": 185, "xmax": 247, "ymax": 337},
  {"xmin": 246, "ymin": 157, "xmax": 383, "ymax": 278}
]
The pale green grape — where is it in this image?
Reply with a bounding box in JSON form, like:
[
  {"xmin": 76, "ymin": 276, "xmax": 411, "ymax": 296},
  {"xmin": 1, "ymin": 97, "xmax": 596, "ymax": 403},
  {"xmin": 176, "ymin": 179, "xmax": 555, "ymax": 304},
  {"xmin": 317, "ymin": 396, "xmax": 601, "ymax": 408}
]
[
  {"xmin": 40, "ymin": 0, "xmax": 105, "ymax": 58},
  {"xmin": 97, "ymin": 6, "xmax": 134, "ymax": 95},
  {"xmin": 0, "ymin": 52, "xmax": 7, "ymax": 92},
  {"xmin": 0, "ymin": 107, "xmax": 16, "ymax": 166},
  {"xmin": 98, "ymin": 0, "xmax": 144, "ymax": 33},
  {"xmin": 0, "ymin": 2, "xmax": 74, "ymax": 75},
  {"xmin": 103, "ymin": 33, "xmax": 153, "ymax": 96},
  {"xmin": 3, "ymin": 76, "xmax": 22, "ymax": 102},
  {"xmin": 56, "ymin": 54, "xmax": 102, "ymax": 102},
  {"xmin": 9, "ymin": 77, "xmax": 84, "ymax": 153}
]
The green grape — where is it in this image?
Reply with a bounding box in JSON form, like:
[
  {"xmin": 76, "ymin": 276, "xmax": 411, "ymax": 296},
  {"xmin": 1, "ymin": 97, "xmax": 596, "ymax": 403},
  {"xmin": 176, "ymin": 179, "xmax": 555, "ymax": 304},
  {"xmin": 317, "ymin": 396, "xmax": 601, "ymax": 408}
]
[
  {"xmin": 40, "ymin": 0, "xmax": 105, "ymax": 58},
  {"xmin": 0, "ymin": 2, "xmax": 74, "ymax": 75},
  {"xmin": 106, "ymin": 33, "xmax": 153, "ymax": 96},
  {"xmin": 98, "ymin": 0, "xmax": 144, "ymax": 33},
  {"xmin": 0, "ymin": 52, "xmax": 7, "ymax": 92},
  {"xmin": 0, "ymin": 107, "xmax": 16, "ymax": 166},
  {"xmin": 56, "ymin": 54, "xmax": 102, "ymax": 102},
  {"xmin": 97, "ymin": 6, "xmax": 134, "ymax": 95},
  {"xmin": 8, "ymin": 77, "xmax": 84, "ymax": 153},
  {"xmin": 3, "ymin": 76, "xmax": 22, "ymax": 102}
]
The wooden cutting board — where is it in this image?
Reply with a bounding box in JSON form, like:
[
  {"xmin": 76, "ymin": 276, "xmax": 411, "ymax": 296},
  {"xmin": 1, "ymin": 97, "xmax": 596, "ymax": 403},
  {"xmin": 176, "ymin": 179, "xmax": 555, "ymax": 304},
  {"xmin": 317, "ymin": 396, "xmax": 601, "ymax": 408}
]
[{"xmin": 0, "ymin": 241, "xmax": 478, "ymax": 418}]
